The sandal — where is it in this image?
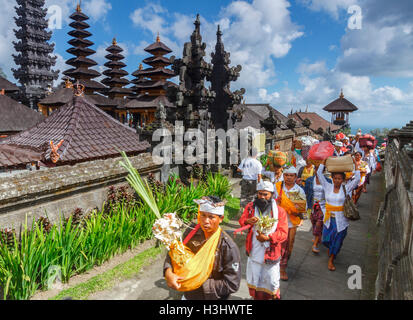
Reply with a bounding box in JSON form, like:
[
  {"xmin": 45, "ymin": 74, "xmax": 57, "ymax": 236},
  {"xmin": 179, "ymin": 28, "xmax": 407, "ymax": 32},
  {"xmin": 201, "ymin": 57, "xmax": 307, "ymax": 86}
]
[
  {"xmin": 328, "ymin": 262, "xmax": 336, "ymax": 271},
  {"xmin": 312, "ymin": 246, "xmax": 320, "ymax": 254}
]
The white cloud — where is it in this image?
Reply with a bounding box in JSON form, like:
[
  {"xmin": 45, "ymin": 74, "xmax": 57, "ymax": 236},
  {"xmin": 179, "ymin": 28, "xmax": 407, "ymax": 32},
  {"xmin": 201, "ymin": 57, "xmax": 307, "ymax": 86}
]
[
  {"xmin": 297, "ymin": 61, "xmax": 328, "ymax": 75},
  {"xmin": 300, "ymin": 0, "xmax": 413, "ymax": 78},
  {"xmin": 53, "ymin": 53, "xmax": 66, "ymax": 85},
  {"xmin": 128, "ymin": 0, "xmax": 303, "ymax": 99},
  {"xmin": 298, "ymin": 0, "xmax": 358, "ymax": 19},
  {"xmin": 256, "ymin": 59, "xmax": 413, "ymax": 128},
  {"xmin": 130, "ymin": 3, "xmax": 168, "ymax": 35},
  {"xmin": 0, "ymin": 0, "xmax": 19, "ymax": 80},
  {"xmin": 83, "ymin": 0, "xmax": 112, "ymax": 21}
]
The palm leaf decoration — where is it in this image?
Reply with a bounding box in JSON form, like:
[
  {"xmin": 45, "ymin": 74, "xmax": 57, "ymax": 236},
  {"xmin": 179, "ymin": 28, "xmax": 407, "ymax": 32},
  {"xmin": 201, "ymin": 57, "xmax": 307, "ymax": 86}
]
[{"xmin": 119, "ymin": 151, "xmax": 161, "ymax": 219}]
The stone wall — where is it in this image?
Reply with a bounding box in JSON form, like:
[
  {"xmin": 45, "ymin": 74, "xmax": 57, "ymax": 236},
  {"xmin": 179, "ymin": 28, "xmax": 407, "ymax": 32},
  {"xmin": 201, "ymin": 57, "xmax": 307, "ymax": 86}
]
[
  {"xmin": 376, "ymin": 138, "xmax": 413, "ymax": 300},
  {"xmin": 270, "ymin": 127, "xmax": 313, "ymax": 152},
  {"xmin": 0, "ymin": 153, "xmax": 162, "ymax": 231}
]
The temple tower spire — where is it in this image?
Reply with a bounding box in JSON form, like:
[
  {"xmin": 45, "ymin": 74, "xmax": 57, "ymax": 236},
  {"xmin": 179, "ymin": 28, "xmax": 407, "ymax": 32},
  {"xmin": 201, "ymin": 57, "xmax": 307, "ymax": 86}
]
[
  {"xmin": 12, "ymin": 0, "xmax": 59, "ymax": 110},
  {"xmin": 101, "ymin": 38, "xmax": 132, "ymax": 100},
  {"xmin": 63, "ymin": 5, "xmax": 105, "ymax": 94},
  {"xmin": 207, "ymin": 25, "xmax": 245, "ymax": 130}
]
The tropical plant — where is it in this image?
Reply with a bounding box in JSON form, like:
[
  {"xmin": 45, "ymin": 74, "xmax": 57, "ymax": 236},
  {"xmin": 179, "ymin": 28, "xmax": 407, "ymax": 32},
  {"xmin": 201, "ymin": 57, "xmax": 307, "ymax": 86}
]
[{"xmin": 0, "ymin": 153, "xmax": 232, "ymax": 300}]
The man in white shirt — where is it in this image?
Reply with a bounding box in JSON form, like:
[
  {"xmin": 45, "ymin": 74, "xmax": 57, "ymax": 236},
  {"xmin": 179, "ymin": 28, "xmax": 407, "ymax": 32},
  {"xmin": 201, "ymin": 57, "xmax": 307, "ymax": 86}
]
[{"xmin": 238, "ymin": 148, "xmax": 263, "ymax": 210}]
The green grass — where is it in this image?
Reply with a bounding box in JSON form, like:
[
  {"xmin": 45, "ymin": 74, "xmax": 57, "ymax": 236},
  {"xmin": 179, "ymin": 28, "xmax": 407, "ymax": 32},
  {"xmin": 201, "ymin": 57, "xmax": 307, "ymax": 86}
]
[
  {"xmin": 0, "ymin": 170, "xmax": 232, "ymax": 300},
  {"xmin": 223, "ymin": 197, "xmax": 241, "ymax": 223},
  {"xmin": 51, "ymin": 246, "xmax": 162, "ymax": 300}
]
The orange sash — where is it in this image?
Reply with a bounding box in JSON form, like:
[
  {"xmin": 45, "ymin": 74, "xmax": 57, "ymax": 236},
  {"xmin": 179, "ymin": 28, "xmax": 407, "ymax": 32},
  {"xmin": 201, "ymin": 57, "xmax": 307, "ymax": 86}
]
[
  {"xmin": 169, "ymin": 207, "xmax": 221, "ymax": 292},
  {"xmin": 275, "ymin": 182, "xmax": 301, "ymax": 226},
  {"xmin": 324, "ymin": 203, "xmax": 344, "ymax": 223}
]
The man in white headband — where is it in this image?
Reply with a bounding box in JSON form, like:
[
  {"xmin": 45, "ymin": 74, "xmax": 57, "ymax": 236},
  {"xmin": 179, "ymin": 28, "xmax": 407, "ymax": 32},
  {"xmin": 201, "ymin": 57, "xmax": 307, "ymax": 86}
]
[
  {"xmin": 274, "ymin": 165, "xmax": 307, "ymax": 281},
  {"xmin": 238, "ymin": 181, "xmax": 288, "ymax": 300},
  {"xmin": 164, "ymin": 195, "xmax": 241, "ymax": 300},
  {"xmin": 333, "ymin": 141, "xmax": 344, "ymax": 157},
  {"xmin": 353, "ymin": 132, "xmax": 364, "ymax": 156}
]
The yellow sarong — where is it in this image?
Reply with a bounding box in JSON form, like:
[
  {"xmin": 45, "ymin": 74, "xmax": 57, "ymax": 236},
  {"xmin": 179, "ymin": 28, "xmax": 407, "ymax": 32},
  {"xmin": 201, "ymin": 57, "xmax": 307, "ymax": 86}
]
[
  {"xmin": 169, "ymin": 209, "xmax": 221, "ymax": 292},
  {"xmin": 324, "ymin": 203, "xmax": 344, "ymax": 223},
  {"xmin": 276, "ymin": 182, "xmax": 301, "ymax": 226}
]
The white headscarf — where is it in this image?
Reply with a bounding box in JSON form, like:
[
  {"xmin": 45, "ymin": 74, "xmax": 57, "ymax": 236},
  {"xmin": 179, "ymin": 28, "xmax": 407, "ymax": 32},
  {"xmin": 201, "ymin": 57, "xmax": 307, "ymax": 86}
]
[
  {"xmin": 283, "ymin": 166, "xmax": 298, "ymax": 175},
  {"xmin": 256, "ymin": 181, "xmax": 275, "ymax": 193},
  {"xmin": 194, "ymin": 197, "xmax": 226, "ymax": 216}
]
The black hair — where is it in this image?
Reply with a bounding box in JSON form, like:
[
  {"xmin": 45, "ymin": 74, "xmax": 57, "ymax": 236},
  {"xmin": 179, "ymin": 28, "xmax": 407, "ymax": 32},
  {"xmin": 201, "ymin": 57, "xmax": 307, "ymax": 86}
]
[
  {"xmin": 354, "ymin": 151, "xmax": 362, "ymax": 157},
  {"xmin": 331, "ymin": 172, "xmax": 346, "ymax": 180},
  {"xmin": 208, "ymin": 195, "xmax": 222, "ymax": 203}
]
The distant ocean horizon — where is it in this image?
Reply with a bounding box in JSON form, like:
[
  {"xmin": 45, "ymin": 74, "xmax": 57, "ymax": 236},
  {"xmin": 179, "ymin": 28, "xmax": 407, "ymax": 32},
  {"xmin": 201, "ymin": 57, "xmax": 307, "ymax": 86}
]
[{"xmin": 349, "ymin": 124, "xmax": 402, "ymax": 134}]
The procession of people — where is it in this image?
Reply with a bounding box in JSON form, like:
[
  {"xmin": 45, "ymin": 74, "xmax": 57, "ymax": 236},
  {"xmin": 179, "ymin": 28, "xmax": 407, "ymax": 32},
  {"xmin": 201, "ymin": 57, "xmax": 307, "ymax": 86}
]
[{"xmin": 164, "ymin": 130, "xmax": 381, "ymax": 300}]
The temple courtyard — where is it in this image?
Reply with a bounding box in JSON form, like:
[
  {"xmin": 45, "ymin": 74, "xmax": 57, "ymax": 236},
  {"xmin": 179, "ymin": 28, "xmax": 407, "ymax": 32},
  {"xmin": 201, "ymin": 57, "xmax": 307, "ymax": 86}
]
[{"xmin": 30, "ymin": 173, "xmax": 383, "ymax": 301}]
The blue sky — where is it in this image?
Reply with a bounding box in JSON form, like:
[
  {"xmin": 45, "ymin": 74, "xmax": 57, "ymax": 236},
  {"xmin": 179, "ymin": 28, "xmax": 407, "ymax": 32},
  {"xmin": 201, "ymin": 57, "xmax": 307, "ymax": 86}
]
[{"xmin": 1, "ymin": 0, "xmax": 412, "ymax": 130}]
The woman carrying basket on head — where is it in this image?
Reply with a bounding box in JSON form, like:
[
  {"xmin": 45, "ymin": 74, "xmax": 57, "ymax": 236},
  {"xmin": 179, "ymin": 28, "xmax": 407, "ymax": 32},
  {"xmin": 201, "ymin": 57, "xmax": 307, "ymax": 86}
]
[
  {"xmin": 317, "ymin": 157, "xmax": 360, "ymax": 271},
  {"xmin": 304, "ymin": 162, "xmax": 332, "ymax": 254}
]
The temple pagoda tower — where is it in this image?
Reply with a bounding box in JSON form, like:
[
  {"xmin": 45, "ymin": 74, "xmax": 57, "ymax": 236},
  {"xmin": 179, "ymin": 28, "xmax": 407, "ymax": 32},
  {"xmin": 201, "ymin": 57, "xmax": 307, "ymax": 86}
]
[
  {"xmin": 63, "ymin": 3, "xmax": 105, "ymax": 95},
  {"xmin": 131, "ymin": 34, "xmax": 175, "ymax": 97},
  {"xmin": 322, "ymin": 89, "xmax": 358, "ymax": 128},
  {"xmin": 102, "ymin": 38, "xmax": 132, "ymax": 99},
  {"xmin": 207, "ymin": 25, "xmax": 245, "ymax": 131},
  {"xmin": 12, "ymin": 0, "xmax": 59, "ymax": 110},
  {"xmin": 101, "ymin": 38, "xmax": 132, "ymax": 122},
  {"xmin": 124, "ymin": 34, "xmax": 176, "ymax": 127}
]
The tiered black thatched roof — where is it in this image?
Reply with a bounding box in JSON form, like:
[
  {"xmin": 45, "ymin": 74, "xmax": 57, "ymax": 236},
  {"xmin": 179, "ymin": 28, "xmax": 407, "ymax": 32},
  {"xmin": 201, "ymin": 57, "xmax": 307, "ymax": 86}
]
[
  {"xmin": 63, "ymin": 4, "xmax": 105, "ymax": 93},
  {"xmin": 101, "ymin": 38, "xmax": 133, "ymax": 99},
  {"xmin": 0, "ymin": 76, "xmax": 20, "ymax": 95},
  {"xmin": 323, "ymin": 91, "xmax": 358, "ymax": 112},
  {"xmin": 130, "ymin": 35, "xmax": 176, "ymax": 102},
  {"xmin": 0, "ymin": 94, "xmax": 44, "ymax": 135},
  {"xmin": 12, "ymin": 0, "xmax": 58, "ymax": 107}
]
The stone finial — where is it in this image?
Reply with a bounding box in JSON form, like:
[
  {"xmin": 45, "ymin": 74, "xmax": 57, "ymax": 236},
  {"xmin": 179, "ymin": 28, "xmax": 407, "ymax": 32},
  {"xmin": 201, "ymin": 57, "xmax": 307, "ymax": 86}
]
[
  {"xmin": 156, "ymin": 32, "xmax": 160, "ymax": 42},
  {"xmin": 112, "ymin": 37, "xmax": 117, "ymax": 45},
  {"xmin": 139, "ymin": 64, "xmax": 143, "ymax": 71},
  {"xmin": 340, "ymin": 88, "xmax": 344, "ymax": 98},
  {"xmin": 76, "ymin": 0, "xmax": 82, "ymax": 12},
  {"xmin": 50, "ymin": 139, "xmax": 64, "ymax": 163},
  {"xmin": 65, "ymin": 78, "xmax": 73, "ymax": 89},
  {"xmin": 74, "ymin": 81, "xmax": 85, "ymax": 96}
]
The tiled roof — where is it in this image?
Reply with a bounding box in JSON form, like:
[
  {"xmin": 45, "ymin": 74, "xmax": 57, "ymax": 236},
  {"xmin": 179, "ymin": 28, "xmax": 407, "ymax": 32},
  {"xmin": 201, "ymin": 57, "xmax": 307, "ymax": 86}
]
[
  {"xmin": 0, "ymin": 95, "xmax": 44, "ymax": 133},
  {"xmin": 233, "ymin": 104, "xmax": 301, "ymax": 131},
  {"xmin": 0, "ymin": 144, "xmax": 42, "ymax": 167},
  {"xmin": 289, "ymin": 112, "xmax": 341, "ymax": 132},
  {"xmin": 0, "ymin": 95, "xmax": 150, "ymax": 167},
  {"xmin": 39, "ymin": 89, "xmax": 119, "ymax": 108}
]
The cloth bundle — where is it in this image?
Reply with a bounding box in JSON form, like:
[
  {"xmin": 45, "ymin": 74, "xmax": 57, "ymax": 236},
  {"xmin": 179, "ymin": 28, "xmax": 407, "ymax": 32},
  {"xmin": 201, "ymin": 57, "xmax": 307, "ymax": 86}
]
[
  {"xmin": 267, "ymin": 150, "xmax": 288, "ymax": 167},
  {"xmin": 359, "ymin": 134, "xmax": 378, "ymax": 149},
  {"xmin": 299, "ymin": 136, "xmax": 319, "ymax": 160},
  {"xmin": 308, "ymin": 141, "xmax": 334, "ymax": 166}
]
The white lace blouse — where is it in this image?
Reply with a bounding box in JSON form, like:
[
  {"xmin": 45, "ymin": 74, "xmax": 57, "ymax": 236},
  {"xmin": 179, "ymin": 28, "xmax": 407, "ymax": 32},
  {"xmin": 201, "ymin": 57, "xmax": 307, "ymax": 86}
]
[{"xmin": 317, "ymin": 164, "xmax": 360, "ymax": 232}]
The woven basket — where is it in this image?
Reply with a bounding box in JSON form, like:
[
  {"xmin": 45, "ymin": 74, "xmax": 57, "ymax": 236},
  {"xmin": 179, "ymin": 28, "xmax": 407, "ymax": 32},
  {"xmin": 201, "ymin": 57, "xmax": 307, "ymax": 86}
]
[
  {"xmin": 326, "ymin": 155, "xmax": 354, "ymax": 173},
  {"xmin": 308, "ymin": 158, "xmax": 323, "ymax": 167},
  {"xmin": 293, "ymin": 200, "xmax": 307, "ymax": 213}
]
